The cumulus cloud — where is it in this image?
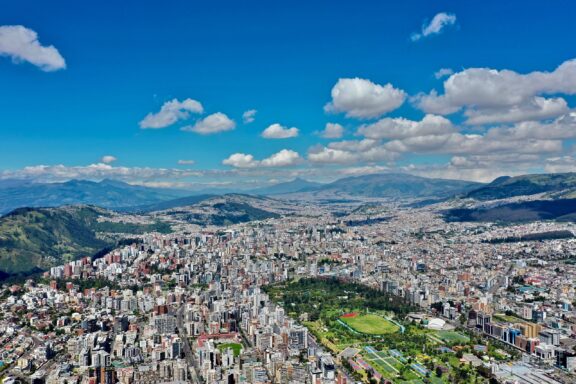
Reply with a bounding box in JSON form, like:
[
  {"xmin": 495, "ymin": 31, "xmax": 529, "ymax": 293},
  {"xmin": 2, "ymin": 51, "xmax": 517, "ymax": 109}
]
[
  {"xmin": 328, "ymin": 139, "xmax": 379, "ymax": 152},
  {"xmin": 223, "ymin": 149, "xmax": 302, "ymax": 168},
  {"xmin": 182, "ymin": 112, "xmax": 236, "ymax": 134},
  {"xmin": 485, "ymin": 112, "xmax": 576, "ymax": 141},
  {"xmin": 411, "ymin": 12, "xmax": 457, "ymax": 41},
  {"xmin": 464, "ymin": 96, "xmax": 569, "ymax": 125},
  {"xmin": 242, "ymin": 109, "xmax": 257, "ymax": 124},
  {"xmin": 357, "ymin": 114, "xmax": 455, "ymax": 140},
  {"xmin": 383, "ymin": 132, "xmax": 562, "ymax": 156},
  {"xmin": 544, "ymin": 156, "xmax": 576, "ymax": 173},
  {"xmin": 415, "ymin": 58, "xmax": 576, "ymax": 124},
  {"xmin": 434, "ymin": 68, "xmax": 453, "ymax": 79},
  {"xmin": 260, "ymin": 149, "xmax": 302, "ymax": 167},
  {"xmin": 307, "ymin": 147, "xmax": 359, "ymax": 164},
  {"xmin": 261, "ymin": 123, "xmax": 299, "ymax": 139},
  {"xmin": 222, "ymin": 153, "xmax": 258, "ymax": 168},
  {"xmin": 0, "ymin": 25, "xmax": 66, "ymax": 71},
  {"xmin": 324, "ymin": 78, "xmax": 406, "ymax": 119},
  {"xmin": 139, "ymin": 98, "xmax": 204, "ymax": 129},
  {"xmin": 320, "ymin": 123, "xmax": 344, "ymax": 139},
  {"xmin": 449, "ymin": 153, "xmax": 541, "ymax": 169},
  {"xmin": 100, "ymin": 155, "xmax": 117, "ymax": 164},
  {"xmin": 308, "ymin": 142, "xmax": 397, "ymax": 164},
  {"xmin": 177, "ymin": 160, "xmax": 195, "ymax": 165}
]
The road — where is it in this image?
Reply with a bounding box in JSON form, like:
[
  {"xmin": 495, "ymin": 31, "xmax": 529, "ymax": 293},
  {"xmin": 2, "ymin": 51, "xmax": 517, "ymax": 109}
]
[{"xmin": 175, "ymin": 304, "xmax": 202, "ymax": 383}]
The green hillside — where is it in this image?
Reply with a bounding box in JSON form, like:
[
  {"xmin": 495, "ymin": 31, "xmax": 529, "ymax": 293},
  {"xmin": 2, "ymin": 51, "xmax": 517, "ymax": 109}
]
[
  {"xmin": 0, "ymin": 206, "xmax": 111, "ymax": 276},
  {"xmin": 443, "ymin": 199, "xmax": 576, "ymax": 223},
  {"xmin": 466, "ymin": 173, "xmax": 576, "ymax": 200},
  {"xmin": 0, "ymin": 206, "xmax": 170, "ymax": 279}
]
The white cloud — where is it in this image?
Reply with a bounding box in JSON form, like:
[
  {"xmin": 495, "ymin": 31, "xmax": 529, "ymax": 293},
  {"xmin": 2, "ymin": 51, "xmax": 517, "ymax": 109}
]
[
  {"xmin": 338, "ymin": 166, "xmax": 390, "ymax": 176},
  {"xmin": 449, "ymin": 153, "xmax": 541, "ymax": 169},
  {"xmin": 307, "ymin": 147, "xmax": 359, "ymax": 164},
  {"xmin": 139, "ymin": 98, "xmax": 204, "ymax": 129},
  {"xmin": 412, "ymin": 90, "xmax": 460, "ymax": 115},
  {"xmin": 383, "ymin": 132, "xmax": 562, "ymax": 156},
  {"xmin": 411, "ymin": 12, "xmax": 457, "ymax": 41},
  {"xmin": 223, "ymin": 149, "xmax": 302, "ymax": 168},
  {"xmin": 242, "ymin": 109, "xmax": 257, "ymax": 124},
  {"xmin": 260, "ymin": 149, "xmax": 302, "ymax": 167},
  {"xmin": 177, "ymin": 160, "xmax": 195, "ymax": 165},
  {"xmin": 434, "ymin": 68, "xmax": 453, "ymax": 79},
  {"xmin": 357, "ymin": 114, "xmax": 455, "ymax": 140},
  {"xmin": 415, "ymin": 58, "xmax": 576, "ymax": 124},
  {"xmin": 486, "ymin": 112, "xmax": 576, "ymax": 141},
  {"xmin": 320, "ymin": 123, "xmax": 344, "ymax": 139},
  {"xmin": 308, "ymin": 143, "xmax": 397, "ymax": 164},
  {"xmin": 464, "ymin": 96, "xmax": 569, "ymax": 125},
  {"xmin": 261, "ymin": 123, "xmax": 299, "ymax": 139},
  {"xmin": 182, "ymin": 112, "xmax": 236, "ymax": 134},
  {"xmin": 324, "ymin": 78, "xmax": 406, "ymax": 119},
  {"xmin": 544, "ymin": 156, "xmax": 576, "ymax": 173},
  {"xmin": 0, "ymin": 25, "xmax": 66, "ymax": 71},
  {"xmin": 328, "ymin": 139, "xmax": 379, "ymax": 152},
  {"xmin": 222, "ymin": 153, "xmax": 258, "ymax": 168},
  {"xmin": 100, "ymin": 155, "xmax": 117, "ymax": 164}
]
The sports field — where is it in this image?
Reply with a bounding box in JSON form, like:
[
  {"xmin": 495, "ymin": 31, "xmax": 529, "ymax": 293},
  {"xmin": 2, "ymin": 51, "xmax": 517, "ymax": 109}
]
[
  {"xmin": 217, "ymin": 342, "xmax": 242, "ymax": 357},
  {"xmin": 339, "ymin": 313, "xmax": 400, "ymax": 335},
  {"xmin": 436, "ymin": 330, "xmax": 470, "ymax": 343}
]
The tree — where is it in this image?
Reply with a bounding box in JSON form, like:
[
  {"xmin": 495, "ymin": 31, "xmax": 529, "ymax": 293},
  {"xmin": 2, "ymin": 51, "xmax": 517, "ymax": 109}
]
[{"xmin": 435, "ymin": 366, "xmax": 443, "ymax": 377}]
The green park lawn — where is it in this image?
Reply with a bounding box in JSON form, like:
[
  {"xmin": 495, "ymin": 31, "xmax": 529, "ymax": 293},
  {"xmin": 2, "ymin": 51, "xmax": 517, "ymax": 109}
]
[
  {"xmin": 436, "ymin": 330, "xmax": 470, "ymax": 343},
  {"xmin": 340, "ymin": 314, "xmax": 400, "ymax": 335},
  {"xmin": 217, "ymin": 342, "xmax": 242, "ymax": 357}
]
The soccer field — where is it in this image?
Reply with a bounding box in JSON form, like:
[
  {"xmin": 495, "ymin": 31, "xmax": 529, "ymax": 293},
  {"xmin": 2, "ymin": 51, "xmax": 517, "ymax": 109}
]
[
  {"xmin": 436, "ymin": 330, "xmax": 470, "ymax": 343},
  {"xmin": 340, "ymin": 314, "xmax": 400, "ymax": 335}
]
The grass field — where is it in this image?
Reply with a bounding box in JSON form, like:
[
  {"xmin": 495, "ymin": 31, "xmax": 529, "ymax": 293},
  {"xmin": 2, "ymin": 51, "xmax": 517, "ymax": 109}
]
[
  {"xmin": 217, "ymin": 342, "xmax": 242, "ymax": 357},
  {"xmin": 340, "ymin": 314, "xmax": 400, "ymax": 335},
  {"xmin": 436, "ymin": 330, "xmax": 470, "ymax": 343}
]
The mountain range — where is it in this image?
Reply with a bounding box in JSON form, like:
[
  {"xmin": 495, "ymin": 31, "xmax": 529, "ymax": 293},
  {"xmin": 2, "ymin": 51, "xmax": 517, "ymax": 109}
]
[
  {"xmin": 465, "ymin": 173, "xmax": 576, "ymax": 200},
  {"xmin": 5, "ymin": 172, "xmax": 576, "ymax": 219},
  {"xmin": 443, "ymin": 172, "xmax": 576, "ymax": 223},
  {"xmin": 0, "ymin": 179, "xmax": 190, "ymax": 215},
  {"xmin": 249, "ymin": 178, "xmax": 322, "ymax": 195},
  {"xmin": 0, "ymin": 173, "xmax": 485, "ymax": 215},
  {"xmin": 302, "ymin": 173, "xmax": 482, "ymax": 199},
  {"xmin": 444, "ymin": 199, "xmax": 576, "ymax": 223}
]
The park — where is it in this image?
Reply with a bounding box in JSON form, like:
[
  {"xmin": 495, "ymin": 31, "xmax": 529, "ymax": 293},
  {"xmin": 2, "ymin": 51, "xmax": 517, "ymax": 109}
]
[{"xmin": 339, "ymin": 313, "xmax": 400, "ymax": 335}]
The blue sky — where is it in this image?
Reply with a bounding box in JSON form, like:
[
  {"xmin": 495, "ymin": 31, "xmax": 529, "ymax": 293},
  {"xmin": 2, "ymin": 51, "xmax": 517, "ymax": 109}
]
[{"xmin": 1, "ymin": 0, "xmax": 576, "ymax": 188}]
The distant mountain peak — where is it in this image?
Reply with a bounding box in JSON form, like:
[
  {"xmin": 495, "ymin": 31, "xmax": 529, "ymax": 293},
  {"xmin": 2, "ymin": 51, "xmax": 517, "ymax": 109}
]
[
  {"xmin": 98, "ymin": 178, "xmax": 131, "ymax": 187},
  {"xmin": 303, "ymin": 172, "xmax": 483, "ymax": 199},
  {"xmin": 249, "ymin": 178, "xmax": 323, "ymax": 195}
]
